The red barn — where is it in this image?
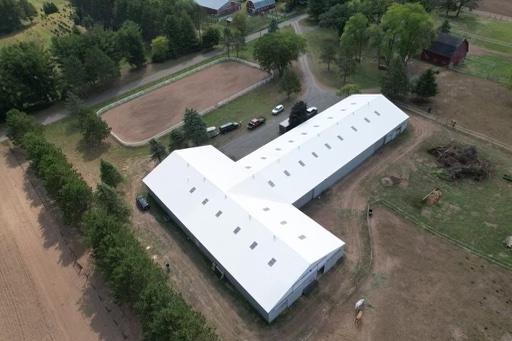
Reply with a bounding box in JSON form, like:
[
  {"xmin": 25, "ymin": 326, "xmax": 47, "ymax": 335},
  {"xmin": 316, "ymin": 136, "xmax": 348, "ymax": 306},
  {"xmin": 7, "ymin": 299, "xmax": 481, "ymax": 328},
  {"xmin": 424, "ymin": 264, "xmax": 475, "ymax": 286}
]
[
  {"xmin": 246, "ymin": 0, "xmax": 276, "ymax": 13},
  {"xmin": 421, "ymin": 32, "xmax": 469, "ymax": 67}
]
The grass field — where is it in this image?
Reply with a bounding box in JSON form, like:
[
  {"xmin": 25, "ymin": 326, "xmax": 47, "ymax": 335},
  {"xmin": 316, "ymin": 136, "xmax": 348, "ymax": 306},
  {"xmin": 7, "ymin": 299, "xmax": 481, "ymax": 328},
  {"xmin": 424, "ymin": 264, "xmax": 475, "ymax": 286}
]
[
  {"xmin": 303, "ymin": 28, "xmax": 382, "ymax": 89},
  {"xmin": 0, "ymin": 0, "xmax": 74, "ymax": 48},
  {"xmin": 372, "ymin": 130, "xmax": 512, "ymax": 268},
  {"xmin": 463, "ymin": 54, "xmax": 512, "ymax": 82}
]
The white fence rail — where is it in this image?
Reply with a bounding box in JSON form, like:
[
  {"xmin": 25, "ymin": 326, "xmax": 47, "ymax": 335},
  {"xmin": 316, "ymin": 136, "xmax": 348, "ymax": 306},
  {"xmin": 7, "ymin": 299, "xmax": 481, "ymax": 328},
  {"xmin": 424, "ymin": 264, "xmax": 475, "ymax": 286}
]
[{"xmin": 96, "ymin": 57, "xmax": 272, "ymax": 147}]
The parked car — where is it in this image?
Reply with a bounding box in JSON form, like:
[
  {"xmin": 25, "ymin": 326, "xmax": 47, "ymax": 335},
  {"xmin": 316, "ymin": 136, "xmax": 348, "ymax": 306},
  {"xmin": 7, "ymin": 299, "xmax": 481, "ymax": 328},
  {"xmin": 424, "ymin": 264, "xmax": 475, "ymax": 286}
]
[
  {"xmin": 272, "ymin": 104, "xmax": 284, "ymax": 115},
  {"xmin": 136, "ymin": 195, "xmax": 150, "ymax": 210},
  {"xmin": 206, "ymin": 126, "xmax": 219, "ymax": 138},
  {"xmin": 219, "ymin": 121, "xmax": 240, "ymax": 134},
  {"xmin": 247, "ymin": 116, "xmax": 266, "ymax": 130},
  {"xmin": 306, "ymin": 107, "xmax": 318, "ymax": 117}
]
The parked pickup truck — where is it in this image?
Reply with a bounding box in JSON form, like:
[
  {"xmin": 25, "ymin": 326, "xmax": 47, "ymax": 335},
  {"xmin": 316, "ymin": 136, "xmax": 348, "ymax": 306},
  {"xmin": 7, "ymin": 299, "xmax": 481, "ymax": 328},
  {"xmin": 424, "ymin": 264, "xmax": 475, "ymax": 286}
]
[{"xmin": 247, "ymin": 116, "xmax": 266, "ymax": 130}]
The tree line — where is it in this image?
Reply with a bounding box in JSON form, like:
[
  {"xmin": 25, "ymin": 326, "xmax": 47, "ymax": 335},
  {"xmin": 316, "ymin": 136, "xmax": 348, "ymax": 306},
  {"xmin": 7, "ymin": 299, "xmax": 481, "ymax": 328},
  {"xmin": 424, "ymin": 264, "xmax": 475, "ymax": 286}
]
[
  {"xmin": 5, "ymin": 109, "xmax": 219, "ymax": 340},
  {"xmin": 0, "ymin": 0, "xmax": 38, "ymax": 34}
]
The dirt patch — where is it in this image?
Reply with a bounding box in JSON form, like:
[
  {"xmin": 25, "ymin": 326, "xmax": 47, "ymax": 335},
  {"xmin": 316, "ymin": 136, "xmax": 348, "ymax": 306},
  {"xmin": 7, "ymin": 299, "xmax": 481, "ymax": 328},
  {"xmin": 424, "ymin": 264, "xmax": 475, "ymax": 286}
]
[
  {"xmin": 406, "ymin": 59, "xmax": 512, "ymax": 146},
  {"xmin": 477, "ymin": 0, "xmax": 512, "ymax": 18},
  {"xmin": 102, "ymin": 61, "xmax": 268, "ymax": 143},
  {"xmin": 313, "ymin": 206, "xmax": 512, "ymax": 341},
  {"xmin": 0, "ymin": 145, "xmax": 139, "ymax": 341}
]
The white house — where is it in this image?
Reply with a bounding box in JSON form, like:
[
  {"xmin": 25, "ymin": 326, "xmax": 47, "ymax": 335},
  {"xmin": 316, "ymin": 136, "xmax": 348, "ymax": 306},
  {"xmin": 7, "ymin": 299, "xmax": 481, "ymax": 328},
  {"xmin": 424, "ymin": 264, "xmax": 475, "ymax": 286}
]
[{"xmin": 143, "ymin": 94, "xmax": 409, "ymax": 322}]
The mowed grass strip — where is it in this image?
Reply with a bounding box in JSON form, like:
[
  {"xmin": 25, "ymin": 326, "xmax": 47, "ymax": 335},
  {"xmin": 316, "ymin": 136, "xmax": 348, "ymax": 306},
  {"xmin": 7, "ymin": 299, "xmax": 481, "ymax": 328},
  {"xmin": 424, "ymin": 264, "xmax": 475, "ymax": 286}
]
[{"xmin": 373, "ymin": 131, "xmax": 512, "ymax": 267}]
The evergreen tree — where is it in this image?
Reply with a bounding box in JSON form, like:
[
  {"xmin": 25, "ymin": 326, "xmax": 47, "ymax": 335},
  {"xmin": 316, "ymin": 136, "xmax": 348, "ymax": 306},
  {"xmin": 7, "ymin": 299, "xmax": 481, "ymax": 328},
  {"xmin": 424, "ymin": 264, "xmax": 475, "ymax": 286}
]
[
  {"xmin": 288, "ymin": 101, "xmax": 308, "ymax": 128},
  {"xmin": 149, "ymin": 139, "xmax": 168, "ymax": 163},
  {"xmin": 169, "ymin": 129, "xmax": 188, "ymax": 152},
  {"xmin": 80, "ymin": 112, "xmax": 112, "ymax": 146},
  {"xmin": 439, "ymin": 20, "xmax": 451, "ymax": 33},
  {"xmin": 59, "ymin": 176, "xmax": 93, "ymax": 226},
  {"xmin": 117, "ymin": 20, "xmax": 146, "ymax": 68},
  {"xmin": 380, "ymin": 58, "xmax": 410, "ymax": 98},
  {"xmin": 223, "ymin": 28, "xmax": 234, "ymax": 57},
  {"xmin": 268, "ymin": 19, "xmax": 279, "ymax": 33},
  {"xmin": 183, "ymin": 108, "xmax": 208, "ymax": 146},
  {"xmin": 100, "ymin": 159, "xmax": 123, "ymax": 188},
  {"xmin": 202, "ymin": 27, "xmax": 220, "ymax": 50},
  {"xmin": 18, "ymin": 0, "xmax": 38, "ymax": 22},
  {"xmin": 95, "ymin": 182, "xmax": 131, "ymax": 222},
  {"xmin": 0, "ymin": 0, "xmax": 22, "ymax": 34},
  {"xmin": 412, "ymin": 68, "xmax": 438, "ymax": 100}
]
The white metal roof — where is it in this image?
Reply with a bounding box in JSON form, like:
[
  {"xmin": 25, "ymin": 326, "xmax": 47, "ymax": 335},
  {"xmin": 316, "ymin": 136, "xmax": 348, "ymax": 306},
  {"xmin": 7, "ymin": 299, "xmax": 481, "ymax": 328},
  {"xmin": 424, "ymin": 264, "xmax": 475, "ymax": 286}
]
[
  {"xmin": 194, "ymin": 0, "xmax": 229, "ymax": 10},
  {"xmin": 143, "ymin": 94, "xmax": 408, "ymax": 313},
  {"xmin": 234, "ymin": 94, "xmax": 409, "ymax": 203}
]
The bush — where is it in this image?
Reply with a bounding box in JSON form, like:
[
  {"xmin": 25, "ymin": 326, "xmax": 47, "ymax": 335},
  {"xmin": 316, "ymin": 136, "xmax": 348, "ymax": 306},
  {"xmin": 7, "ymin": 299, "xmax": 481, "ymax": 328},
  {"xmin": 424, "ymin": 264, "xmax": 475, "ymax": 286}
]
[{"xmin": 43, "ymin": 2, "xmax": 58, "ymax": 15}]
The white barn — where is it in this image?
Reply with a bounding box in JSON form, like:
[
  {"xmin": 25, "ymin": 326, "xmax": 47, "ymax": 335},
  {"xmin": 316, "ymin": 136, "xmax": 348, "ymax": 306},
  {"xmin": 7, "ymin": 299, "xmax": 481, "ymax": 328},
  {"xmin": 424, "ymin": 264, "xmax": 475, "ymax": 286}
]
[{"xmin": 143, "ymin": 94, "xmax": 409, "ymax": 322}]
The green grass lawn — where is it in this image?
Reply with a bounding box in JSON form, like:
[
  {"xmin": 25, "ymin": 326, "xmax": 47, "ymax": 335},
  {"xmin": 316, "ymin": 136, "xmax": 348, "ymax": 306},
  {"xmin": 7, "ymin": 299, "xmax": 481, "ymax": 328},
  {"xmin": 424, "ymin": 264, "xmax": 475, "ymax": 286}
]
[
  {"xmin": 372, "ymin": 131, "xmax": 512, "ymax": 268},
  {"xmin": 461, "ymin": 54, "xmax": 512, "ymax": 83},
  {"xmin": 446, "ymin": 12, "xmax": 512, "ymax": 42},
  {"xmin": 0, "ymin": 0, "xmax": 74, "ymax": 48},
  {"xmin": 303, "ymin": 28, "xmax": 382, "ymax": 89}
]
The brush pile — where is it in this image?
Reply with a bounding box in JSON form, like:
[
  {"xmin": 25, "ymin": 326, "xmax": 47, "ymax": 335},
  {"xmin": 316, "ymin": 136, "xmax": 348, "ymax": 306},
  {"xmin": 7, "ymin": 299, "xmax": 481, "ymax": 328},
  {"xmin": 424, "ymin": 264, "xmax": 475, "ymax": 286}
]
[{"xmin": 428, "ymin": 143, "xmax": 492, "ymax": 181}]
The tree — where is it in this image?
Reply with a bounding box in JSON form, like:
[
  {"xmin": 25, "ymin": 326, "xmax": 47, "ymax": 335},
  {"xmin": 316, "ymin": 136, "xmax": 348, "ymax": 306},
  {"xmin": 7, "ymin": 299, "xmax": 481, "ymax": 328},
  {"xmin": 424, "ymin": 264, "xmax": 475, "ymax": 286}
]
[
  {"xmin": 438, "ymin": 0, "xmax": 458, "ymax": 16},
  {"xmin": 18, "ymin": 0, "xmax": 38, "ymax": 23},
  {"xmin": 117, "ymin": 20, "xmax": 146, "ymax": 68},
  {"xmin": 81, "ymin": 112, "xmax": 111, "ymax": 146},
  {"xmin": 337, "ymin": 44, "xmax": 357, "ymax": 84},
  {"xmin": 100, "ymin": 159, "xmax": 123, "ymax": 188},
  {"xmin": 438, "ymin": 20, "xmax": 451, "ymax": 33},
  {"xmin": 151, "ymin": 36, "xmax": 170, "ymax": 63},
  {"xmin": 308, "ymin": 0, "xmax": 327, "ymax": 21},
  {"xmin": 337, "ymin": 83, "xmax": 361, "ymax": 97},
  {"xmin": 39, "ymin": 153, "xmax": 75, "ymax": 203},
  {"xmin": 288, "ymin": 101, "xmax": 308, "ymax": 128},
  {"xmin": 59, "ymin": 176, "xmax": 93, "ymax": 226},
  {"xmin": 412, "ymin": 68, "xmax": 438, "ymax": 100},
  {"xmin": 380, "ymin": 58, "xmax": 410, "ymax": 98},
  {"xmin": 379, "ymin": 3, "xmax": 436, "ymax": 64},
  {"xmin": 253, "ymin": 30, "xmax": 307, "ymax": 77},
  {"xmin": 320, "ymin": 45, "xmax": 337, "ymax": 71},
  {"xmin": 42, "ymin": 2, "xmax": 58, "ymax": 14},
  {"xmin": 202, "ymin": 26, "xmax": 220, "ymax": 50},
  {"xmin": 279, "ymin": 69, "xmax": 301, "ymax": 99},
  {"xmin": 65, "ymin": 93, "xmax": 91, "ymax": 127},
  {"xmin": 0, "ymin": 42, "xmax": 59, "ymax": 117},
  {"xmin": 95, "ymin": 183, "xmax": 131, "ymax": 222},
  {"xmin": 319, "ymin": 2, "xmax": 361, "ymax": 36},
  {"xmin": 183, "ymin": 108, "xmax": 208, "ymax": 146},
  {"xmin": 20, "ymin": 132, "xmax": 55, "ymax": 172},
  {"xmin": 366, "ymin": 23, "xmax": 384, "ymax": 62},
  {"xmin": 83, "ymin": 46, "xmax": 120, "ymax": 85},
  {"xmin": 5, "ymin": 109, "xmax": 43, "ymax": 146},
  {"xmin": 360, "ymin": 0, "xmax": 393, "ymax": 23},
  {"xmin": 223, "ymin": 28, "xmax": 234, "ymax": 57},
  {"xmin": 340, "ymin": 13, "xmax": 368, "ymax": 63},
  {"xmin": 149, "ymin": 139, "xmax": 168, "ymax": 163},
  {"xmin": 0, "ymin": 0, "xmax": 22, "ymax": 34},
  {"xmin": 233, "ymin": 31, "xmax": 245, "ymax": 58},
  {"xmin": 232, "ymin": 12, "xmax": 248, "ymax": 36},
  {"xmin": 268, "ymin": 18, "xmax": 279, "ymax": 33},
  {"xmin": 169, "ymin": 128, "xmax": 188, "ymax": 151},
  {"xmin": 61, "ymin": 56, "xmax": 88, "ymax": 95},
  {"xmin": 454, "ymin": 0, "xmax": 481, "ymax": 17}
]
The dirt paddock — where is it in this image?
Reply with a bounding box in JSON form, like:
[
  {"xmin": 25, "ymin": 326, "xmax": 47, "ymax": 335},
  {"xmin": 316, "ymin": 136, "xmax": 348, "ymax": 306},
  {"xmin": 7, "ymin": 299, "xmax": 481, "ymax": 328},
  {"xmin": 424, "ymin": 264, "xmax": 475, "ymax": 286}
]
[{"xmin": 101, "ymin": 61, "xmax": 269, "ymax": 143}]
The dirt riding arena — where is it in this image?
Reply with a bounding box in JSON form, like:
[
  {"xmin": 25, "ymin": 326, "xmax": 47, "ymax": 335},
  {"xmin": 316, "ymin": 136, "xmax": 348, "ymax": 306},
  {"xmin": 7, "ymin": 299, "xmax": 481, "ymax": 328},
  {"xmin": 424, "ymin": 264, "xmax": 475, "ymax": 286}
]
[
  {"xmin": 102, "ymin": 61, "xmax": 269, "ymax": 143},
  {"xmin": 0, "ymin": 145, "xmax": 138, "ymax": 340}
]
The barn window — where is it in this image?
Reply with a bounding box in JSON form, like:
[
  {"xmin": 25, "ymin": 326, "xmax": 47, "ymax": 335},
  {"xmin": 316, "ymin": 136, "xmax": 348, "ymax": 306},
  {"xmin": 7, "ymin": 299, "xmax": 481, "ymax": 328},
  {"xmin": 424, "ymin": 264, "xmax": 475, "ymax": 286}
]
[
  {"xmin": 233, "ymin": 226, "xmax": 241, "ymax": 234},
  {"xmin": 268, "ymin": 180, "xmax": 275, "ymax": 187},
  {"xmin": 374, "ymin": 110, "xmax": 381, "ymax": 116},
  {"xmin": 299, "ymin": 235, "xmax": 306, "ymax": 240},
  {"xmin": 263, "ymin": 207, "xmax": 270, "ymax": 212},
  {"xmin": 280, "ymin": 220, "xmax": 287, "ymax": 225},
  {"xmin": 268, "ymin": 258, "xmax": 277, "ymax": 267},
  {"xmin": 325, "ymin": 143, "xmax": 331, "ymax": 149},
  {"xmin": 189, "ymin": 187, "xmax": 196, "ymax": 193},
  {"xmin": 202, "ymin": 198, "xmax": 209, "ymax": 205},
  {"xmin": 215, "ymin": 210, "xmax": 223, "ymax": 217},
  {"xmin": 312, "ymin": 152, "xmax": 318, "ymax": 158},
  {"xmin": 298, "ymin": 160, "xmax": 305, "ymax": 167},
  {"xmin": 250, "ymin": 241, "xmax": 258, "ymax": 250},
  {"xmin": 284, "ymin": 170, "xmax": 291, "ymax": 176},
  {"xmin": 351, "ymin": 126, "xmax": 358, "ymax": 132},
  {"xmin": 337, "ymin": 135, "xmax": 344, "ymax": 141},
  {"xmin": 364, "ymin": 117, "xmax": 370, "ymax": 123}
]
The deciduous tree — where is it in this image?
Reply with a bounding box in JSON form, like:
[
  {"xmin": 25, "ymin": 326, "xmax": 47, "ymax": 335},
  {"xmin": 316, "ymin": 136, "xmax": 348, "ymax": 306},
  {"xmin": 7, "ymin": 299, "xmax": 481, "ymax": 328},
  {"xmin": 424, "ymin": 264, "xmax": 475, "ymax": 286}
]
[
  {"xmin": 149, "ymin": 139, "xmax": 168, "ymax": 163},
  {"xmin": 253, "ymin": 30, "xmax": 306, "ymax": 76},
  {"xmin": 183, "ymin": 108, "xmax": 208, "ymax": 146},
  {"xmin": 340, "ymin": 13, "xmax": 368, "ymax": 63},
  {"xmin": 337, "ymin": 83, "xmax": 361, "ymax": 97},
  {"xmin": 232, "ymin": 12, "xmax": 248, "ymax": 36},
  {"xmin": 151, "ymin": 36, "xmax": 170, "ymax": 62},
  {"xmin": 202, "ymin": 26, "xmax": 220, "ymax": 50},
  {"xmin": 337, "ymin": 44, "xmax": 357, "ymax": 84},
  {"xmin": 100, "ymin": 159, "xmax": 123, "ymax": 188},
  {"xmin": 268, "ymin": 18, "xmax": 279, "ymax": 33},
  {"xmin": 454, "ymin": 0, "xmax": 481, "ymax": 17},
  {"xmin": 438, "ymin": 20, "xmax": 451, "ymax": 33},
  {"xmin": 279, "ymin": 69, "xmax": 302, "ymax": 99},
  {"xmin": 59, "ymin": 176, "xmax": 93, "ymax": 226},
  {"xmin": 320, "ymin": 45, "xmax": 337, "ymax": 71},
  {"xmin": 223, "ymin": 27, "xmax": 234, "ymax": 57},
  {"xmin": 5, "ymin": 109, "xmax": 43, "ymax": 146},
  {"xmin": 308, "ymin": 0, "xmax": 327, "ymax": 21},
  {"xmin": 18, "ymin": 0, "xmax": 38, "ymax": 22},
  {"xmin": 0, "ymin": 0, "xmax": 22, "ymax": 34}
]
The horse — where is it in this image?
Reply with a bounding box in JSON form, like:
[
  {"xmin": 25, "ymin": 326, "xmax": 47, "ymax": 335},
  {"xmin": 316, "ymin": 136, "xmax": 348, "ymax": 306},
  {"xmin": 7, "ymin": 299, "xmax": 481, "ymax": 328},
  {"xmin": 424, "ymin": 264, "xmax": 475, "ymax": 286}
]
[{"xmin": 355, "ymin": 309, "xmax": 363, "ymax": 325}]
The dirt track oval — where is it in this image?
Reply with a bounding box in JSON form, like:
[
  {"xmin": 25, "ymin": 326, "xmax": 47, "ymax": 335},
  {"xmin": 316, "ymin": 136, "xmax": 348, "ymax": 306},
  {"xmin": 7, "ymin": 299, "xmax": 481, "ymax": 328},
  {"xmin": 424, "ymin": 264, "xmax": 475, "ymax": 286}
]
[{"xmin": 101, "ymin": 61, "xmax": 269, "ymax": 143}]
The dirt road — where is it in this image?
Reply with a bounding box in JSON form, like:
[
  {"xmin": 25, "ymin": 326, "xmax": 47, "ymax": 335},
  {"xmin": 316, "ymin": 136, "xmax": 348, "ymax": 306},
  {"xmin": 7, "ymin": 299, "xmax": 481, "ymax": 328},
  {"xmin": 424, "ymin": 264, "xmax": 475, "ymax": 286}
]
[{"xmin": 0, "ymin": 145, "xmax": 125, "ymax": 341}]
